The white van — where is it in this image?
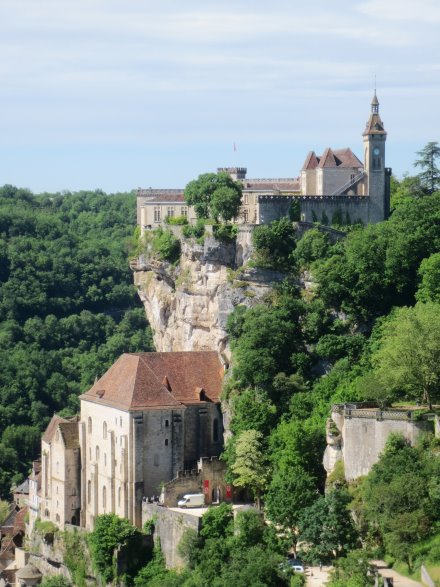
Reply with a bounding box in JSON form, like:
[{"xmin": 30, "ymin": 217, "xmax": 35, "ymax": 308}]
[{"xmin": 177, "ymin": 493, "xmax": 205, "ymax": 508}]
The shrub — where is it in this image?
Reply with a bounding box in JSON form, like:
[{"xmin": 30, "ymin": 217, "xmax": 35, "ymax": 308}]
[
  {"xmin": 213, "ymin": 223, "xmax": 238, "ymax": 242},
  {"xmin": 182, "ymin": 220, "xmax": 205, "ymax": 239},
  {"xmin": 151, "ymin": 228, "xmax": 181, "ymax": 263},
  {"xmin": 164, "ymin": 215, "xmax": 188, "ymax": 225}
]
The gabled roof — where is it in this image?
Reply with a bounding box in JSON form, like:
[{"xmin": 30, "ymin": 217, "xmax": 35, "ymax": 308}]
[
  {"xmin": 311, "ymin": 147, "xmax": 363, "ymax": 169},
  {"xmin": 42, "ymin": 415, "xmax": 79, "ymax": 449},
  {"xmin": 80, "ymin": 352, "xmax": 224, "ymax": 411},
  {"xmin": 302, "ymin": 151, "xmax": 320, "ymax": 171},
  {"xmin": 42, "ymin": 415, "xmax": 68, "ymax": 444},
  {"xmin": 333, "ymin": 148, "xmax": 363, "ymax": 168},
  {"xmin": 318, "ymin": 148, "xmax": 338, "ymax": 168}
]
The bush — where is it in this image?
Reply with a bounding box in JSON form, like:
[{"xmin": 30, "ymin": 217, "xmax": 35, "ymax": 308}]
[
  {"xmin": 294, "ymin": 229, "xmax": 331, "ymax": 268},
  {"xmin": 213, "ymin": 223, "xmax": 237, "ymax": 242},
  {"xmin": 151, "ymin": 228, "xmax": 181, "ymax": 263},
  {"xmin": 182, "ymin": 221, "xmax": 205, "ymax": 239},
  {"xmin": 164, "ymin": 215, "xmax": 188, "ymax": 225},
  {"xmin": 252, "ymin": 217, "xmax": 296, "ymax": 271}
]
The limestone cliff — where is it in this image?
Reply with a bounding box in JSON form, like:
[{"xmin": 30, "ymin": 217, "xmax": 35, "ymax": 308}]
[{"xmin": 132, "ymin": 227, "xmax": 285, "ymax": 362}]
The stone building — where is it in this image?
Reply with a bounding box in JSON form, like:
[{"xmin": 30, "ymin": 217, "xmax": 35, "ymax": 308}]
[
  {"xmin": 40, "ymin": 416, "xmax": 81, "ymax": 529},
  {"xmin": 137, "ymin": 173, "xmax": 300, "ymax": 235},
  {"xmin": 38, "ymin": 351, "xmax": 224, "ymax": 530},
  {"xmin": 137, "ymin": 93, "xmax": 390, "ymax": 232}
]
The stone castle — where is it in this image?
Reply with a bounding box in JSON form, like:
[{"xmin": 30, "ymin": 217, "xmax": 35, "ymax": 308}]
[{"xmin": 137, "ymin": 92, "xmax": 391, "ymax": 232}]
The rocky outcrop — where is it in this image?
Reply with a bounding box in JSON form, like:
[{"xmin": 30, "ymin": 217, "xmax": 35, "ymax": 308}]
[{"xmin": 133, "ymin": 227, "xmax": 286, "ymax": 362}]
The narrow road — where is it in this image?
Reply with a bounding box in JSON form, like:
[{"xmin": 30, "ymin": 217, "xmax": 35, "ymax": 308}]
[
  {"xmin": 305, "ymin": 566, "xmax": 330, "ymax": 586},
  {"xmin": 371, "ymin": 560, "xmax": 423, "ymax": 587}
]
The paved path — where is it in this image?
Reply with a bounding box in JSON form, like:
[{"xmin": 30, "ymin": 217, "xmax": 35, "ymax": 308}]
[
  {"xmin": 371, "ymin": 560, "xmax": 423, "ymax": 587},
  {"xmin": 305, "ymin": 566, "xmax": 331, "ymax": 586}
]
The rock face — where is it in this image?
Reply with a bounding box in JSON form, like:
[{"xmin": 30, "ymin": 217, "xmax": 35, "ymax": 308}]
[{"xmin": 133, "ymin": 227, "xmax": 285, "ymax": 362}]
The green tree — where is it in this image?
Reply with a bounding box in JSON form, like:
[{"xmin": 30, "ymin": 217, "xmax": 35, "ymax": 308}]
[
  {"xmin": 88, "ymin": 514, "xmax": 139, "ymax": 583},
  {"xmin": 371, "ymin": 302, "xmax": 440, "ymax": 406},
  {"xmin": 327, "ymin": 550, "xmax": 374, "ymax": 587},
  {"xmin": 416, "ymin": 252, "xmax": 440, "ymax": 303},
  {"xmin": 298, "ymin": 488, "xmax": 359, "ymax": 563},
  {"xmin": 231, "ymin": 430, "xmax": 269, "ymax": 509},
  {"xmin": 414, "ymin": 141, "xmax": 440, "ymax": 194},
  {"xmin": 265, "ymin": 465, "xmax": 317, "ymax": 549},
  {"xmin": 252, "ymin": 217, "xmax": 296, "ymax": 270},
  {"xmin": 293, "ymin": 228, "xmax": 331, "ymax": 268},
  {"xmin": 360, "ymin": 434, "xmax": 435, "ymax": 572},
  {"xmin": 184, "ymin": 172, "xmax": 242, "ymax": 222}
]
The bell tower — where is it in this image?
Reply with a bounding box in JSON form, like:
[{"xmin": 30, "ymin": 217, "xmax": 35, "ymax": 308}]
[{"xmin": 363, "ymin": 92, "xmax": 390, "ymax": 222}]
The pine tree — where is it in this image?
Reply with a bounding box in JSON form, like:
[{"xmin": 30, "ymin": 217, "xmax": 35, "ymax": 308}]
[{"xmin": 414, "ymin": 141, "xmax": 440, "ymax": 194}]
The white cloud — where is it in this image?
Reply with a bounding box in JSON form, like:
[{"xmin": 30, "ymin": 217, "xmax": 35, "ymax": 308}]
[{"xmin": 357, "ymin": 0, "xmax": 440, "ymax": 22}]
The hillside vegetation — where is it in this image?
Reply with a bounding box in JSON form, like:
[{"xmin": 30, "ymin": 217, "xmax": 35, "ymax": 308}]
[{"xmin": 0, "ymin": 186, "xmax": 153, "ymax": 496}]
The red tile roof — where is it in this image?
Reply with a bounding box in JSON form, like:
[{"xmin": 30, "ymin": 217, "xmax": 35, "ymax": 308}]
[
  {"xmin": 302, "ymin": 151, "xmax": 320, "ymax": 171},
  {"xmin": 308, "ymin": 147, "xmax": 363, "ymax": 169},
  {"xmin": 80, "ymin": 352, "xmax": 224, "ymax": 411}
]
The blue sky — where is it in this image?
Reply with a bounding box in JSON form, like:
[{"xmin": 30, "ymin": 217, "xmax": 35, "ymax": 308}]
[{"xmin": 0, "ymin": 0, "xmax": 439, "ymax": 193}]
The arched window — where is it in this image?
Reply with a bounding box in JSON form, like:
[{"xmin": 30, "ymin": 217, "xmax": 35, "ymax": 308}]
[
  {"xmin": 103, "ymin": 421, "xmax": 107, "ymax": 439},
  {"xmin": 88, "ymin": 417, "xmax": 92, "ymax": 434},
  {"xmin": 213, "ymin": 418, "xmax": 219, "ymax": 442},
  {"xmin": 96, "ymin": 446, "xmax": 100, "ymax": 461},
  {"xmin": 103, "ymin": 486, "xmax": 107, "ymax": 510},
  {"xmin": 87, "ymin": 480, "xmax": 91, "ymax": 504}
]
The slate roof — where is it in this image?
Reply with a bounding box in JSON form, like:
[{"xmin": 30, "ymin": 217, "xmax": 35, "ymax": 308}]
[
  {"xmin": 42, "ymin": 416, "xmax": 79, "ymax": 449},
  {"xmin": 137, "ymin": 189, "xmax": 185, "ymax": 203},
  {"xmin": 363, "ymin": 92, "xmax": 387, "ymax": 136},
  {"xmin": 80, "ymin": 352, "xmax": 224, "ymax": 411}
]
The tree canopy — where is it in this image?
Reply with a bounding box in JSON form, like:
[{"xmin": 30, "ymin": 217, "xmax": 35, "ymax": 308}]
[{"xmin": 184, "ymin": 172, "xmax": 242, "ymax": 222}]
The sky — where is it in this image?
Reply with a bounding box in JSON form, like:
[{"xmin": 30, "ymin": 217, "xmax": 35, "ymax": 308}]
[{"xmin": 0, "ymin": 0, "xmax": 439, "ymax": 193}]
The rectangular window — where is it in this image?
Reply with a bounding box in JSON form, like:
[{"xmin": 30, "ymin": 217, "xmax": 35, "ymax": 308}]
[
  {"xmin": 244, "ymin": 194, "xmax": 249, "ymax": 205},
  {"xmin": 243, "ymin": 209, "xmax": 249, "ymax": 223},
  {"xmin": 181, "ymin": 207, "xmax": 188, "ymax": 217},
  {"xmin": 154, "ymin": 207, "xmax": 161, "ymax": 223},
  {"xmin": 167, "ymin": 207, "xmax": 175, "ymax": 218}
]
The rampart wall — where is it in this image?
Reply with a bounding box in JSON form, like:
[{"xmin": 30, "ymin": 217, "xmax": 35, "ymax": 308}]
[
  {"xmin": 142, "ymin": 503, "xmax": 201, "ymax": 568},
  {"xmin": 324, "ymin": 403, "xmax": 435, "ymax": 481}
]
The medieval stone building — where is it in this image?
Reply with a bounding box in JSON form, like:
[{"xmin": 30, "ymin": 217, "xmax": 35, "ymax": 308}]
[
  {"xmin": 37, "ymin": 351, "xmax": 224, "ymax": 530},
  {"xmin": 136, "ymin": 93, "xmax": 390, "ymax": 231}
]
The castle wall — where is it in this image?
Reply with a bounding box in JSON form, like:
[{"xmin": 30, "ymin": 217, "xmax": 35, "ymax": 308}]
[
  {"xmin": 342, "ymin": 417, "xmax": 432, "ymax": 480},
  {"xmin": 257, "ymin": 195, "xmax": 293, "ymax": 224},
  {"xmin": 299, "ymin": 196, "xmax": 370, "ymax": 225},
  {"xmin": 142, "ymin": 503, "xmax": 201, "ymax": 569},
  {"xmin": 324, "ymin": 406, "xmax": 435, "ymax": 481}
]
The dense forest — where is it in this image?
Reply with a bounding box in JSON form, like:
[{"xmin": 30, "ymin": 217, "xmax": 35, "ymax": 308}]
[{"xmin": 0, "ymin": 186, "xmax": 153, "ymax": 496}]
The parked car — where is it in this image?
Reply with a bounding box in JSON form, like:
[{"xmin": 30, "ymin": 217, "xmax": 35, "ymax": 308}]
[
  {"xmin": 177, "ymin": 493, "xmax": 205, "ymax": 508},
  {"xmin": 287, "ymin": 559, "xmax": 305, "ymax": 573}
]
